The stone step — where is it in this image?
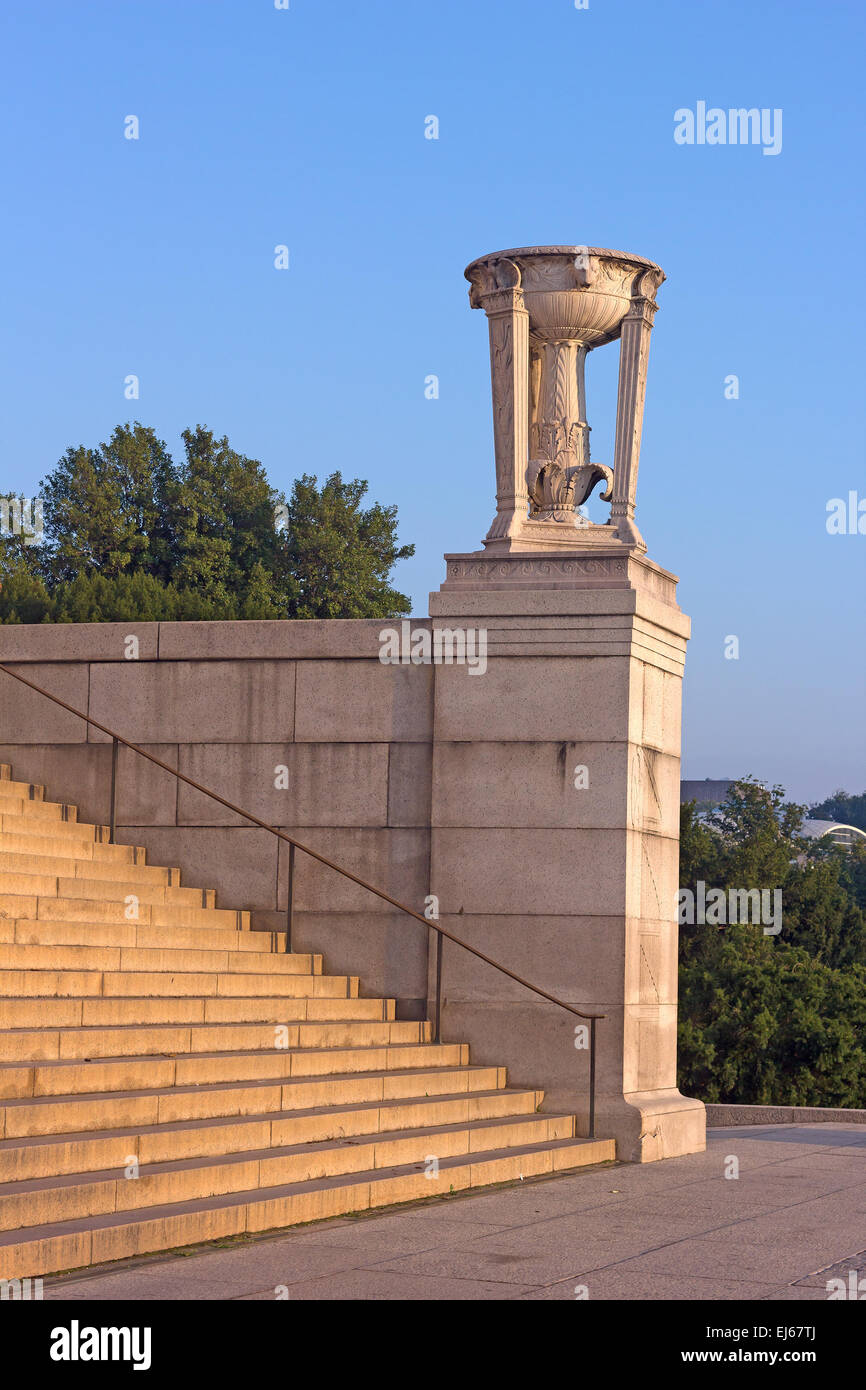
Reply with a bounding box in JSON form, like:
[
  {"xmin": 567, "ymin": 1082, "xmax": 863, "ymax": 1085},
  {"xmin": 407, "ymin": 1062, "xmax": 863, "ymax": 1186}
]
[
  {"xmin": 0, "ymin": 1017, "xmax": 432, "ymax": 1063},
  {"xmin": 0, "ymin": 1063, "xmax": 506, "ymax": 1138},
  {"xmin": 0, "ymin": 849, "xmax": 177, "ymax": 885},
  {"xmin": 0, "ymin": 893, "xmax": 249, "ymax": 931},
  {"xmin": 0, "ymin": 811, "xmax": 107, "ymax": 843},
  {"xmin": 0, "ymin": 1114, "xmax": 578, "ymax": 1232},
  {"xmin": 0, "ymin": 871, "xmax": 213, "ymax": 908},
  {"xmin": 0, "ymin": 918, "xmax": 287, "ymax": 956},
  {"xmin": 0, "ymin": 968, "xmax": 357, "ymax": 999},
  {"xmin": 0, "ymin": 1137, "xmax": 614, "ymax": 1278},
  {"xmin": 0, "ymin": 828, "xmax": 140, "ymax": 863},
  {"xmin": 0, "ymin": 943, "xmax": 321, "ymax": 976},
  {"xmin": 0, "ymin": 761, "xmax": 603, "ymax": 1285},
  {"xmin": 0, "ymin": 1043, "xmax": 469, "ymax": 1101},
  {"xmin": 0, "ymin": 780, "xmax": 45, "ymax": 802},
  {"xmin": 0, "ymin": 994, "xmax": 393, "ymax": 1028},
  {"xmin": 0, "ymin": 797, "xmax": 78, "ymax": 823},
  {"xmin": 0, "ymin": 1087, "xmax": 543, "ymax": 1180}
]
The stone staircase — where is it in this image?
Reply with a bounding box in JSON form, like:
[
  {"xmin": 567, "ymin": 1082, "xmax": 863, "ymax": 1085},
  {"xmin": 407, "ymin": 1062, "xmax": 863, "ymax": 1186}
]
[{"xmin": 0, "ymin": 762, "xmax": 612, "ymax": 1279}]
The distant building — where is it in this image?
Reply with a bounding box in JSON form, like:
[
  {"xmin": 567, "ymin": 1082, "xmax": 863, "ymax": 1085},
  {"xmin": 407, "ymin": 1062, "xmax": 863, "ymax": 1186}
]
[
  {"xmin": 798, "ymin": 819, "xmax": 866, "ymax": 849},
  {"xmin": 680, "ymin": 779, "xmax": 733, "ymax": 808}
]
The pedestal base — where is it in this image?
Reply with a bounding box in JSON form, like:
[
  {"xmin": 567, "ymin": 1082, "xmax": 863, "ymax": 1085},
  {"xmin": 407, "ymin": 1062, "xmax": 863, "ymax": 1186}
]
[
  {"xmin": 482, "ymin": 516, "xmax": 645, "ymax": 555},
  {"xmin": 600, "ymin": 1091, "xmax": 707, "ymax": 1164},
  {"xmin": 428, "ymin": 547, "xmax": 706, "ymax": 1163}
]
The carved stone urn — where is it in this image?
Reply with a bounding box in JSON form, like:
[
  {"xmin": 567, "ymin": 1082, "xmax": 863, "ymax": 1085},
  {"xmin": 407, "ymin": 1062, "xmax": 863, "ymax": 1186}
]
[{"xmin": 464, "ymin": 246, "xmax": 665, "ymax": 552}]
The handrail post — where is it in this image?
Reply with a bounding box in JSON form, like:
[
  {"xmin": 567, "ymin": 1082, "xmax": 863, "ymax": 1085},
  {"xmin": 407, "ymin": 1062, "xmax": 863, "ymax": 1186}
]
[
  {"xmin": 284, "ymin": 842, "xmax": 295, "ymax": 954},
  {"xmin": 433, "ymin": 932, "xmax": 443, "ymax": 1043},
  {"xmin": 588, "ymin": 1015, "xmax": 597, "ymax": 1140},
  {"xmin": 108, "ymin": 737, "xmax": 119, "ymax": 844}
]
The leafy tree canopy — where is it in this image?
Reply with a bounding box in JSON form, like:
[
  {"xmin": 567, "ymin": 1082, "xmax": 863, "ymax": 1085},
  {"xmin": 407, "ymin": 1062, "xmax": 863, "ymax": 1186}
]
[
  {"xmin": 678, "ymin": 777, "xmax": 866, "ymax": 1107},
  {"xmin": 810, "ymin": 789, "xmax": 866, "ymax": 832},
  {"xmin": 0, "ymin": 424, "xmax": 413, "ymax": 622},
  {"xmin": 280, "ymin": 472, "xmax": 413, "ymax": 619}
]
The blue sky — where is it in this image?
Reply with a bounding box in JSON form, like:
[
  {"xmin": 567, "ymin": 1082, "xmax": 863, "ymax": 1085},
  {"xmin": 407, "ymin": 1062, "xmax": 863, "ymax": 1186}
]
[{"xmin": 1, "ymin": 0, "xmax": 863, "ymax": 802}]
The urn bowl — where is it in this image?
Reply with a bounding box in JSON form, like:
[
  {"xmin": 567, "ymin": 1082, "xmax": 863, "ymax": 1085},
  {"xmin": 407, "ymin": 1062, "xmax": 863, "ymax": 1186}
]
[{"xmin": 464, "ymin": 245, "xmax": 664, "ymax": 347}]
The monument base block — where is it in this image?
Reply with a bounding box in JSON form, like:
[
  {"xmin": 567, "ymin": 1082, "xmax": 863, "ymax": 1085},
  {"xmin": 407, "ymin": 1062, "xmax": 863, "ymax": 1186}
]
[
  {"xmin": 601, "ymin": 1091, "xmax": 707, "ymax": 1164},
  {"xmin": 428, "ymin": 547, "xmax": 706, "ymax": 1163}
]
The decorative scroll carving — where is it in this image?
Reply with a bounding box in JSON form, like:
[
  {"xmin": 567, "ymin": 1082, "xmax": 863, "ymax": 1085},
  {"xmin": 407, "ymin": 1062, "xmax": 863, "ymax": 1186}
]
[
  {"xmin": 446, "ymin": 556, "xmax": 623, "ymax": 580},
  {"xmin": 527, "ymin": 458, "xmax": 614, "ymax": 520}
]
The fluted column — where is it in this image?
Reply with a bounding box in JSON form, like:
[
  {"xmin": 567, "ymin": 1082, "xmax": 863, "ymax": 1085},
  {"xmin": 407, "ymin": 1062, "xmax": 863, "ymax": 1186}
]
[
  {"xmin": 575, "ymin": 342, "xmax": 589, "ymax": 463},
  {"xmin": 474, "ymin": 263, "xmax": 530, "ymax": 542},
  {"xmin": 610, "ymin": 294, "xmax": 658, "ymax": 549},
  {"xmin": 536, "ymin": 339, "xmax": 590, "ymax": 473}
]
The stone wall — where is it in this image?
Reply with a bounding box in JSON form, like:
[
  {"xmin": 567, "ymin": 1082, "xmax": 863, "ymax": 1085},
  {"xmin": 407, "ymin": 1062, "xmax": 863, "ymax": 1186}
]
[
  {"xmin": 705, "ymin": 1104, "xmax": 866, "ymax": 1127},
  {"xmin": 0, "ymin": 568, "xmax": 706, "ymax": 1160},
  {"xmin": 0, "ymin": 619, "xmax": 435, "ymax": 1018}
]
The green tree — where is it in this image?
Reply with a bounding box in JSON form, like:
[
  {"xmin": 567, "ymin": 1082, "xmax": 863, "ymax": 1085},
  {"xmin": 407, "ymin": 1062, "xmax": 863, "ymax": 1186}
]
[
  {"xmin": 679, "ymin": 777, "xmax": 804, "ymax": 970},
  {"xmin": 0, "ymin": 525, "xmax": 52, "ymax": 622},
  {"xmin": 0, "ymin": 558, "xmax": 52, "ymax": 624},
  {"xmin": 167, "ymin": 426, "xmax": 282, "ymax": 605},
  {"xmin": 678, "ymin": 777, "xmax": 866, "ymax": 1106},
  {"xmin": 278, "ymin": 472, "xmax": 413, "ymax": 619},
  {"xmin": 810, "ymin": 789, "xmax": 866, "ymax": 831},
  {"xmin": 1, "ymin": 426, "xmax": 414, "ymax": 623},
  {"xmin": 804, "ymin": 837, "xmax": 866, "ymax": 916},
  {"xmin": 678, "ymin": 929, "xmax": 866, "ymax": 1107},
  {"xmin": 48, "ymin": 572, "xmax": 239, "ymax": 623},
  {"xmin": 40, "ymin": 424, "xmax": 175, "ymax": 583}
]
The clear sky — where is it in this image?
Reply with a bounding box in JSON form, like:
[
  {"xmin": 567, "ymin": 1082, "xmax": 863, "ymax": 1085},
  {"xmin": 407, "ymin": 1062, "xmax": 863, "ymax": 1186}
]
[{"xmin": 1, "ymin": 0, "xmax": 863, "ymax": 803}]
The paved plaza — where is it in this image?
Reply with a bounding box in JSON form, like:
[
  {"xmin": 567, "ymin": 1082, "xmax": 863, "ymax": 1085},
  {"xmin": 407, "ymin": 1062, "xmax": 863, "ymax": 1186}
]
[{"xmin": 41, "ymin": 1124, "xmax": 866, "ymax": 1302}]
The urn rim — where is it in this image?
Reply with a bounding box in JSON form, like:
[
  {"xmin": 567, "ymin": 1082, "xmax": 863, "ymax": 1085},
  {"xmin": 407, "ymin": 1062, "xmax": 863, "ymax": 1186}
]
[{"xmin": 464, "ymin": 244, "xmax": 664, "ymax": 283}]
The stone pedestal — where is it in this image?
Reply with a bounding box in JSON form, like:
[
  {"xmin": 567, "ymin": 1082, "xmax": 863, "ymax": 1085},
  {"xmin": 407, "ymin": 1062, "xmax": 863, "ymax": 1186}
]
[{"xmin": 428, "ymin": 549, "xmax": 706, "ymax": 1162}]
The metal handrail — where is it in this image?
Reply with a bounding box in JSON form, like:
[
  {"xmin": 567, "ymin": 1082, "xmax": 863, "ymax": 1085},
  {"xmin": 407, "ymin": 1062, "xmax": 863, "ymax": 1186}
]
[{"xmin": 0, "ymin": 659, "xmax": 604, "ymax": 1137}]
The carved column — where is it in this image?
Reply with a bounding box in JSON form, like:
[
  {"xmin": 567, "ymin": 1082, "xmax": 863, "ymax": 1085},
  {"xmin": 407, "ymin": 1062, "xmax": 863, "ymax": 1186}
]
[
  {"xmin": 537, "ymin": 340, "xmax": 590, "ymax": 472},
  {"xmin": 528, "ymin": 342, "xmax": 543, "ymax": 459},
  {"xmin": 610, "ymin": 286, "xmax": 659, "ymax": 549},
  {"xmin": 474, "ymin": 263, "xmax": 530, "ymax": 542},
  {"xmin": 575, "ymin": 342, "xmax": 590, "ymax": 464}
]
